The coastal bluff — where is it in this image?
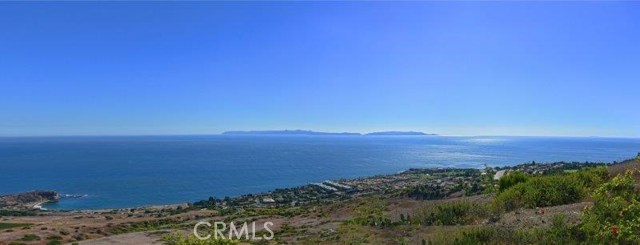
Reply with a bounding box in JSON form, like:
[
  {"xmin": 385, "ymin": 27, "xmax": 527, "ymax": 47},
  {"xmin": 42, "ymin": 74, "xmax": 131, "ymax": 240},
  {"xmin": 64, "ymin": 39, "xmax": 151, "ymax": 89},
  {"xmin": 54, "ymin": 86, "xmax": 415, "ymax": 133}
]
[{"xmin": 0, "ymin": 190, "xmax": 59, "ymax": 210}]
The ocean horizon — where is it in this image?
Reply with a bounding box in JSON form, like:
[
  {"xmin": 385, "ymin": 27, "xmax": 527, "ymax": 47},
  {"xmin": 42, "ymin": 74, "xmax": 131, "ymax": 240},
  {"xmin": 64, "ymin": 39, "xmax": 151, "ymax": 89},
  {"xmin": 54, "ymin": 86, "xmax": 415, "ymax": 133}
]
[{"xmin": 1, "ymin": 135, "xmax": 639, "ymax": 210}]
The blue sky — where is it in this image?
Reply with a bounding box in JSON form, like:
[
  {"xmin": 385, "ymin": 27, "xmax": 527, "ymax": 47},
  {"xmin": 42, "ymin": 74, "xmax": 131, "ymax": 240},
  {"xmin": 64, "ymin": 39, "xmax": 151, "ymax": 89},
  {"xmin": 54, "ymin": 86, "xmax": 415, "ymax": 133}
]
[{"xmin": 1, "ymin": 2, "xmax": 639, "ymax": 137}]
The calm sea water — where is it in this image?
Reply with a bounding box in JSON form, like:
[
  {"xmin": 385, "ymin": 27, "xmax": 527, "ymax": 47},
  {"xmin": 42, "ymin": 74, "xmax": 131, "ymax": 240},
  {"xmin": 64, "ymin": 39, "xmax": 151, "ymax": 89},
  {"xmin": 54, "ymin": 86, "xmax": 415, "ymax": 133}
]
[{"xmin": 0, "ymin": 135, "xmax": 639, "ymax": 210}]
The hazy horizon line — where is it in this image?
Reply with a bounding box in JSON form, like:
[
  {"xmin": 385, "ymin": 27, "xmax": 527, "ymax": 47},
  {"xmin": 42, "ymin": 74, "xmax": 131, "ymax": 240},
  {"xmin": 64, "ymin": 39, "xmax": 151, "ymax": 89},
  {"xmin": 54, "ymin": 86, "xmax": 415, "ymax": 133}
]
[{"xmin": 1, "ymin": 132, "xmax": 638, "ymax": 139}]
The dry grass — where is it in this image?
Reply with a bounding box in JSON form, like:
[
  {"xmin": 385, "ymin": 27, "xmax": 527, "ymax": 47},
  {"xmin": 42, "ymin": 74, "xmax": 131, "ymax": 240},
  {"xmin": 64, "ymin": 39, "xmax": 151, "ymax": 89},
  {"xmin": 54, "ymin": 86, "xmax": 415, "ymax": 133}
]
[{"xmin": 608, "ymin": 158, "xmax": 640, "ymax": 182}]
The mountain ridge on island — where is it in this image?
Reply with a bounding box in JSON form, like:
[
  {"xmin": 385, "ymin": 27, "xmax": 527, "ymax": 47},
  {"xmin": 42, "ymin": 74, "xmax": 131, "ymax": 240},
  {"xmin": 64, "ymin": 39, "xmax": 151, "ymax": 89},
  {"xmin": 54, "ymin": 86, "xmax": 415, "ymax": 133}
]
[
  {"xmin": 366, "ymin": 131, "xmax": 437, "ymax": 136},
  {"xmin": 222, "ymin": 130, "xmax": 361, "ymax": 136},
  {"xmin": 222, "ymin": 130, "xmax": 437, "ymax": 136}
]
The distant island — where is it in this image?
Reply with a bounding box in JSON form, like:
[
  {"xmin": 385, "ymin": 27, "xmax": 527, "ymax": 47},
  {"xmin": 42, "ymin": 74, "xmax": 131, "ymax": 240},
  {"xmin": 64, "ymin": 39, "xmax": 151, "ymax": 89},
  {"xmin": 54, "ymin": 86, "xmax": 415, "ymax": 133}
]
[
  {"xmin": 222, "ymin": 130, "xmax": 436, "ymax": 136},
  {"xmin": 366, "ymin": 131, "xmax": 437, "ymax": 136},
  {"xmin": 222, "ymin": 130, "xmax": 361, "ymax": 136}
]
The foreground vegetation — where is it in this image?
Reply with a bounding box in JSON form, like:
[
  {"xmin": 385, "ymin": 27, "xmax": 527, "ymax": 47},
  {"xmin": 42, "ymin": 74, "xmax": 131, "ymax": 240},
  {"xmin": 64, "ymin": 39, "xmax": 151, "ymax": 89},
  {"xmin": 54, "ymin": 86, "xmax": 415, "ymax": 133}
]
[
  {"xmin": 158, "ymin": 159, "xmax": 640, "ymax": 244},
  {"xmin": 164, "ymin": 232, "xmax": 237, "ymax": 245},
  {"xmin": 0, "ymin": 223, "xmax": 32, "ymax": 230},
  {"xmin": 4, "ymin": 158, "xmax": 640, "ymax": 244},
  {"xmin": 428, "ymin": 168, "xmax": 638, "ymax": 244},
  {"xmin": 493, "ymin": 166, "xmax": 608, "ymax": 212}
]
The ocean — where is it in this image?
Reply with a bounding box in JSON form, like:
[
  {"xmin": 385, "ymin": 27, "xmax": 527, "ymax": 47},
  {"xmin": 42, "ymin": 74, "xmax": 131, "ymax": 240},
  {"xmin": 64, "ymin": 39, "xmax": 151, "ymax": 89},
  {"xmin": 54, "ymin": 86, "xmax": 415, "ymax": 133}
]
[{"xmin": 0, "ymin": 135, "xmax": 639, "ymax": 210}]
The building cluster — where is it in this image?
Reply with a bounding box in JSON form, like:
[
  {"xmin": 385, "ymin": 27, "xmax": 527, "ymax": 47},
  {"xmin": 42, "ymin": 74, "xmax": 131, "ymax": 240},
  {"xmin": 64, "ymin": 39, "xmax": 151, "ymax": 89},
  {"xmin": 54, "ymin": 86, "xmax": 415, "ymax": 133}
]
[
  {"xmin": 202, "ymin": 162, "xmax": 601, "ymax": 210},
  {"xmin": 211, "ymin": 168, "xmax": 483, "ymax": 209},
  {"xmin": 493, "ymin": 161, "xmax": 604, "ymax": 179}
]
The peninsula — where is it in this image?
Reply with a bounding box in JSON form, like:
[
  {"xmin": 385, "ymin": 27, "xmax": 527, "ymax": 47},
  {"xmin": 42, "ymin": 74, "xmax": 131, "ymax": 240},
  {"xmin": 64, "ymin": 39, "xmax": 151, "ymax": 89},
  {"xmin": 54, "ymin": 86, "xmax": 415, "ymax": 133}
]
[{"xmin": 0, "ymin": 190, "xmax": 59, "ymax": 210}]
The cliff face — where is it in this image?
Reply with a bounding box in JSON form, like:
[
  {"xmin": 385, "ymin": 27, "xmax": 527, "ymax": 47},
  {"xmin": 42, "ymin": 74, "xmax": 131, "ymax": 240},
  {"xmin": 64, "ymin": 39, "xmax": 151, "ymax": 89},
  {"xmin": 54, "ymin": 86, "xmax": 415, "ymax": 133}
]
[{"xmin": 0, "ymin": 190, "xmax": 59, "ymax": 209}]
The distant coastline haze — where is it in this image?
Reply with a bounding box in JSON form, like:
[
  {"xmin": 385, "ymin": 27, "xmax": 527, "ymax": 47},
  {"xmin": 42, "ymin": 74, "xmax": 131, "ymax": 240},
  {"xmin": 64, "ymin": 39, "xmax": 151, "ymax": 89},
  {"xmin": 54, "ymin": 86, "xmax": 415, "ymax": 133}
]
[{"xmin": 221, "ymin": 130, "xmax": 437, "ymax": 136}]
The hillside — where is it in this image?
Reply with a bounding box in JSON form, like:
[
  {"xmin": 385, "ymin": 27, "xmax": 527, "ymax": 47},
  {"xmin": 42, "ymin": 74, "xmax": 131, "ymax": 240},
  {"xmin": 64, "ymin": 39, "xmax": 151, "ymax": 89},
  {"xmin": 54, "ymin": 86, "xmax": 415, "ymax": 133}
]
[{"xmin": 1, "ymin": 157, "xmax": 640, "ymax": 244}]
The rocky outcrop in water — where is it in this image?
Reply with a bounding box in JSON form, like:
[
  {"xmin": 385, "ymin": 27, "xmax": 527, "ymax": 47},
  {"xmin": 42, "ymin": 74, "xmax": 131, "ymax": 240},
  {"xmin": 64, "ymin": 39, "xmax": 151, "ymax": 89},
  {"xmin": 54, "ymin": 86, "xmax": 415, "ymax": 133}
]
[{"xmin": 0, "ymin": 190, "xmax": 59, "ymax": 210}]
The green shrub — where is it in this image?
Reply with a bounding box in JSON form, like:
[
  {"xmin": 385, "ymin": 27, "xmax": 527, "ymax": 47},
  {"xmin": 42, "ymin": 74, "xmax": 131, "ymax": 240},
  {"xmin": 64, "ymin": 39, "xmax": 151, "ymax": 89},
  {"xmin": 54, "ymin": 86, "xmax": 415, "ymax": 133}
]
[
  {"xmin": 581, "ymin": 170, "xmax": 640, "ymax": 243},
  {"xmin": 0, "ymin": 223, "xmax": 31, "ymax": 230},
  {"xmin": 163, "ymin": 232, "xmax": 237, "ymax": 245},
  {"xmin": 46, "ymin": 240, "xmax": 62, "ymax": 245},
  {"xmin": 405, "ymin": 184, "xmax": 450, "ymax": 200},
  {"xmin": 0, "ymin": 210, "xmax": 37, "ymax": 216},
  {"xmin": 47, "ymin": 235, "xmax": 63, "ymax": 240},
  {"xmin": 453, "ymin": 227, "xmax": 530, "ymax": 244},
  {"xmin": 494, "ymin": 175, "xmax": 584, "ymax": 211},
  {"xmin": 493, "ymin": 167, "xmax": 608, "ymax": 212},
  {"xmin": 348, "ymin": 215, "xmax": 394, "ymax": 228},
  {"xmin": 426, "ymin": 215, "xmax": 581, "ymax": 245},
  {"xmin": 498, "ymin": 171, "xmax": 529, "ymax": 192},
  {"xmin": 571, "ymin": 166, "xmax": 609, "ymax": 189},
  {"xmin": 445, "ymin": 225, "xmax": 582, "ymax": 245},
  {"xmin": 426, "ymin": 168, "xmax": 634, "ymax": 244},
  {"xmin": 414, "ymin": 201, "xmax": 489, "ymax": 226},
  {"xmin": 20, "ymin": 234, "xmax": 40, "ymax": 241},
  {"xmin": 347, "ymin": 197, "xmax": 394, "ymax": 227}
]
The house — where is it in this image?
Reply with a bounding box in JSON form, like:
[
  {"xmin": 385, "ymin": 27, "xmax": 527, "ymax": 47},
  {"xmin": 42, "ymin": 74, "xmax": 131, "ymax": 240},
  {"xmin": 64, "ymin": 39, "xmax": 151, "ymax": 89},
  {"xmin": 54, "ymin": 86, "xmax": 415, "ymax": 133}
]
[{"xmin": 494, "ymin": 170, "xmax": 507, "ymax": 180}]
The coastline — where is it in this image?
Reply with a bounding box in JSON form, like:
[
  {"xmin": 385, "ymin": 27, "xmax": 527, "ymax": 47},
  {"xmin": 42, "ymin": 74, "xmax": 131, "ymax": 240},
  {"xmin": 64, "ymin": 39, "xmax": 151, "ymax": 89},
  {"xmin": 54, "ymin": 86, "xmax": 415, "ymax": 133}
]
[
  {"xmin": 28, "ymin": 160, "xmax": 609, "ymax": 213},
  {"xmin": 3, "ymin": 135, "xmax": 639, "ymax": 212},
  {"xmin": 32, "ymin": 201, "xmax": 47, "ymax": 211},
  {"xmin": 0, "ymin": 158, "xmax": 633, "ymax": 245}
]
